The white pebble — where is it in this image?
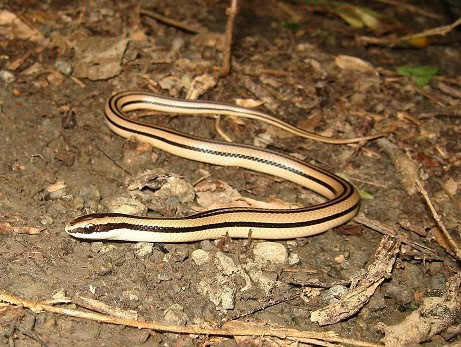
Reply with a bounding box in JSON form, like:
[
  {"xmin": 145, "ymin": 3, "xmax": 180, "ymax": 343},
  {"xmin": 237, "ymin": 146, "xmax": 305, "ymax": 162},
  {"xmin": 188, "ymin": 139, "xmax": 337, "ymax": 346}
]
[
  {"xmin": 191, "ymin": 249, "xmax": 210, "ymax": 265},
  {"xmin": 253, "ymin": 242, "xmax": 288, "ymax": 264},
  {"xmin": 132, "ymin": 242, "xmax": 153, "ymax": 258},
  {"xmin": 0, "ymin": 69, "xmax": 15, "ymax": 83}
]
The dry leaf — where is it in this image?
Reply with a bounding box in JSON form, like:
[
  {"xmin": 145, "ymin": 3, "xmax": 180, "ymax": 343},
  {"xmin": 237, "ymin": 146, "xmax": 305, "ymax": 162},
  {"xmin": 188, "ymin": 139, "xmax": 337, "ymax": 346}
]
[
  {"xmin": 235, "ymin": 98, "xmax": 265, "ymax": 108},
  {"xmin": 0, "ymin": 10, "xmax": 47, "ymax": 44},
  {"xmin": 335, "ymin": 55, "xmax": 378, "ymax": 75}
]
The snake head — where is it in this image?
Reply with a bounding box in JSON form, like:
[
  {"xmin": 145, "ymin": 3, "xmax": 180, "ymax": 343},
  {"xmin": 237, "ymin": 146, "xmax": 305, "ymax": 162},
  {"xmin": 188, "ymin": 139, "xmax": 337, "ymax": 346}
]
[{"xmin": 65, "ymin": 213, "xmax": 121, "ymax": 240}]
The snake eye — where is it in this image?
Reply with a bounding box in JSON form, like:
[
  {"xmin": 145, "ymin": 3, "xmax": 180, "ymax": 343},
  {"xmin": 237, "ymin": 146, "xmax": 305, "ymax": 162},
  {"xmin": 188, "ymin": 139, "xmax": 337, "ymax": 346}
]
[{"xmin": 83, "ymin": 223, "xmax": 96, "ymax": 233}]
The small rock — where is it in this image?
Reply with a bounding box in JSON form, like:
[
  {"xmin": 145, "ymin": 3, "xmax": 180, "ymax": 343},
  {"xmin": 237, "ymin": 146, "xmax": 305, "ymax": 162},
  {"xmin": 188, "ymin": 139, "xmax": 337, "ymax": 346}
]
[
  {"xmin": 78, "ymin": 185, "xmax": 101, "ymax": 209},
  {"xmin": 247, "ymin": 267, "xmax": 278, "ymax": 294},
  {"xmin": 121, "ymin": 290, "xmax": 140, "ymax": 302},
  {"xmin": 335, "ymin": 254, "xmax": 346, "ymax": 264},
  {"xmin": 132, "ymin": 242, "xmax": 154, "ymax": 258},
  {"xmin": 286, "ymin": 240, "xmax": 297, "ymax": 248},
  {"xmin": 197, "ymin": 277, "xmax": 236, "ymax": 311},
  {"xmin": 253, "ymin": 242, "xmax": 288, "ymax": 264},
  {"xmin": 107, "ymin": 196, "xmax": 147, "ymax": 215},
  {"xmin": 163, "ymin": 248, "xmax": 189, "ymax": 263},
  {"xmin": 90, "ymin": 242, "xmax": 104, "ymax": 253},
  {"xmin": 216, "ymin": 252, "xmax": 238, "ymax": 275},
  {"xmin": 55, "ymin": 60, "xmax": 73, "ymax": 75},
  {"xmin": 288, "ymin": 253, "xmax": 300, "ymax": 265},
  {"xmin": 164, "ymin": 304, "xmax": 188, "ymax": 326},
  {"xmin": 45, "ymin": 181, "xmax": 67, "ymax": 200},
  {"xmin": 191, "ymin": 249, "xmax": 210, "ymax": 265},
  {"xmin": 322, "ymin": 285, "xmax": 348, "ymax": 304},
  {"xmin": 52, "ymin": 289, "xmax": 67, "ymax": 300},
  {"xmin": 350, "ymin": 93, "xmax": 366, "ymax": 105},
  {"xmin": 171, "ymin": 37, "xmax": 185, "ymax": 52},
  {"xmin": 367, "ymin": 288, "xmax": 387, "ymax": 311},
  {"xmin": 0, "ymin": 69, "xmax": 15, "ymax": 83},
  {"xmin": 200, "ymin": 240, "xmax": 217, "ymax": 251},
  {"xmin": 92, "ymin": 255, "xmax": 113, "ymax": 276},
  {"xmin": 40, "ymin": 215, "xmax": 53, "ymax": 226},
  {"xmin": 220, "ymin": 286, "xmax": 236, "ymax": 310}
]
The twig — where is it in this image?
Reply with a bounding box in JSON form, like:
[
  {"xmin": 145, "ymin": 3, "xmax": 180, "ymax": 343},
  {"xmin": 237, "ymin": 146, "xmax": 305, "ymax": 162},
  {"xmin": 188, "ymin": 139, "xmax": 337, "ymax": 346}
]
[
  {"xmin": 372, "ymin": 0, "xmax": 443, "ymax": 19},
  {"xmin": 354, "ymin": 215, "xmax": 438, "ymax": 256},
  {"xmin": 0, "ymin": 290, "xmax": 382, "ymax": 346},
  {"xmin": 217, "ymin": 0, "xmax": 238, "ymax": 78},
  {"xmin": 72, "ymin": 296, "xmax": 138, "ymax": 320},
  {"xmin": 215, "ymin": 116, "xmax": 234, "ymax": 142},
  {"xmin": 415, "ymin": 178, "xmax": 461, "ymax": 261},
  {"xmin": 224, "ymin": 294, "xmax": 299, "ymax": 322},
  {"xmin": 359, "ymin": 16, "xmax": 461, "ymax": 47},
  {"xmin": 139, "ymin": 8, "xmax": 205, "ymax": 34}
]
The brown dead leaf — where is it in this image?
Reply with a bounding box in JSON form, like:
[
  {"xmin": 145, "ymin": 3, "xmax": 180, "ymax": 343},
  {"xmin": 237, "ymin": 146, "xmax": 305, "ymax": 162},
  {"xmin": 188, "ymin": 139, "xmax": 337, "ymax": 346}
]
[
  {"xmin": 0, "ymin": 222, "xmax": 44, "ymax": 235},
  {"xmin": 335, "ymin": 55, "xmax": 378, "ymax": 76},
  {"xmin": 73, "ymin": 36, "xmax": 129, "ymax": 80},
  {"xmin": 235, "ymin": 98, "xmax": 265, "ymax": 108},
  {"xmin": 0, "ymin": 222, "xmax": 14, "ymax": 234},
  {"xmin": 0, "ymin": 10, "xmax": 47, "ymax": 44}
]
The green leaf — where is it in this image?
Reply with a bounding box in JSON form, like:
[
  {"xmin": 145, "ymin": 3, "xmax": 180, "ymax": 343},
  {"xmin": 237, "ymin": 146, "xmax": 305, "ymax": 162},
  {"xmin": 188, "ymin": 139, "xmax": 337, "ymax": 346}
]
[
  {"xmin": 283, "ymin": 20, "xmax": 300, "ymax": 33},
  {"xmin": 397, "ymin": 66, "xmax": 440, "ymax": 87},
  {"xmin": 336, "ymin": 173, "xmax": 374, "ymax": 200},
  {"xmin": 359, "ymin": 190, "xmax": 374, "ymax": 200}
]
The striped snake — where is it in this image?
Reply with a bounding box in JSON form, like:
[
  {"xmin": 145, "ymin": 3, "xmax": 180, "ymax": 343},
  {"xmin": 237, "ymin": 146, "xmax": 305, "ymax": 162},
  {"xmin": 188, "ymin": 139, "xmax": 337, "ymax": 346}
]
[{"xmin": 65, "ymin": 91, "xmax": 378, "ymax": 242}]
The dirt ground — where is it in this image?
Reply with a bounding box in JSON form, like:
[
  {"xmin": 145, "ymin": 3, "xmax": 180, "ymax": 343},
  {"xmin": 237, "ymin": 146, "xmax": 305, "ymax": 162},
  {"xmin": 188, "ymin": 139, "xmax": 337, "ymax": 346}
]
[{"xmin": 0, "ymin": 0, "xmax": 460, "ymax": 346}]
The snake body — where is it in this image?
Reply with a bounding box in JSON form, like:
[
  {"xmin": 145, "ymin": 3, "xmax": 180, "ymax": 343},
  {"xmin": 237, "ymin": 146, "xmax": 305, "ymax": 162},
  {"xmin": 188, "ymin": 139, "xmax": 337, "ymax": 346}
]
[{"xmin": 65, "ymin": 91, "xmax": 365, "ymax": 242}]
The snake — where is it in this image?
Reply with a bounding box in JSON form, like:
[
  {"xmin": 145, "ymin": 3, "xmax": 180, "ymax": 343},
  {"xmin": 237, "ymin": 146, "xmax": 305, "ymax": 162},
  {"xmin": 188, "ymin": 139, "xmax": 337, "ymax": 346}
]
[{"xmin": 65, "ymin": 91, "xmax": 377, "ymax": 242}]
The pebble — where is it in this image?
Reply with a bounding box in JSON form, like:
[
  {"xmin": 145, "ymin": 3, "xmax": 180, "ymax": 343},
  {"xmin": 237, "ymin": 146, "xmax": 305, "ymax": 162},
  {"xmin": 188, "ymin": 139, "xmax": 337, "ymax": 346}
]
[
  {"xmin": 219, "ymin": 287, "xmax": 236, "ymax": 310},
  {"xmin": 199, "ymin": 240, "xmax": 217, "ymax": 251},
  {"xmin": 350, "ymin": 93, "xmax": 366, "ymax": 105},
  {"xmin": 253, "ymin": 242, "xmax": 288, "ymax": 264},
  {"xmin": 191, "ymin": 249, "xmax": 210, "ymax": 265},
  {"xmin": 92, "ymin": 255, "xmax": 113, "ymax": 276},
  {"xmin": 90, "ymin": 242, "xmax": 104, "ymax": 254},
  {"xmin": 163, "ymin": 304, "xmax": 188, "ymax": 326},
  {"xmin": 51, "ymin": 289, "xmax": 67, "ymax": 300},
  {"xmin": 78, "ymin": 185, "xmax": 101, "ymax": 209},
  {"xmin": 121, "ymin": 290, "xmax": 140, "ymax": 302},
  {"xmin": 0, "ymin": 69, "xmax": 15, "ymax": 83},
  {"xmin": 247, "ymin": 267, "xmax": 277, "ymax": 295},
  {"xmin": 132, "ymin": 242, "xmax": 154, "ymax": 258},
  {"xmin": 322, "ymin": 285, "xmax": 348, "ymax": 304},
  {"xmin": 45, "ymin": 181, "xmax": 67, "ymax": 200},
  {"xmin": 215, "ymin": 252, "xmax": 238, "ymax": 275},
  {"xmin": 54, "ymin": 60, "xmax": 73, "ymax": 75},
  {"xmin": 107, "ymin": 196, "xmax": 147, "ymax": 215},
  {"xmin": 288, "ymin": 253, "xmax": 300, "ymax": 265},
  {"xmin": 198, "ymin": 277, "xmax": 236, "ymax": 310},
  {"xmin": 171, "ymin": 37, "xmax": 185, "ymax": 52},
  {"xmin": 40, "ymin": 215, "xmax": 53, "ymax": 226}
]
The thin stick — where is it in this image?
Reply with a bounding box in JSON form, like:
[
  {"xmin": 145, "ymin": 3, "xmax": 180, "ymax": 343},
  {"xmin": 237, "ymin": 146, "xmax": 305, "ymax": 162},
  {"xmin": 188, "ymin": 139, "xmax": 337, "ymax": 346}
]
[
  {"xmin": 372, "ymin": 0, "xmax": 443, "ymax": 19},
  {"xmin": 0, "ymin": 291, "xmax": 381, "ymax": 346},
  {"xmin": 415, "ymin": 178, "xmax": 461, "ymax": 260},
  {"xmin": 139, "ymin": 8, "xmax": 205, "ymax": 34},
  {"xmin": 218, "ymin": 0, "xmax": 238, "ymax": 78},
  {"xmin": 359, "ymin": 17, "xmax": 461, "ymax": 46}
]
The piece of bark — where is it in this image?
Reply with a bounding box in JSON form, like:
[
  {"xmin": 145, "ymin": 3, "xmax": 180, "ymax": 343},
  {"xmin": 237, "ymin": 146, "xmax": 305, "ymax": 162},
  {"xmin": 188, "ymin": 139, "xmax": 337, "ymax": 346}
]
[{"xmin": 310, "ymin": 236, "xmax": 400, "ymax": 325}]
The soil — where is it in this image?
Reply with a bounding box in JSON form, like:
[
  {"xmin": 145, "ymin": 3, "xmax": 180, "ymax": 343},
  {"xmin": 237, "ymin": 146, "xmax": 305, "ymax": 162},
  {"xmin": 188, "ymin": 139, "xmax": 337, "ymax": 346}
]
[{"xmin": 0, "ymin": 1, "xmax": 460, "ymax": 346}]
